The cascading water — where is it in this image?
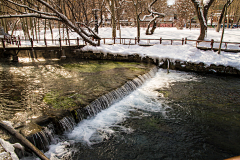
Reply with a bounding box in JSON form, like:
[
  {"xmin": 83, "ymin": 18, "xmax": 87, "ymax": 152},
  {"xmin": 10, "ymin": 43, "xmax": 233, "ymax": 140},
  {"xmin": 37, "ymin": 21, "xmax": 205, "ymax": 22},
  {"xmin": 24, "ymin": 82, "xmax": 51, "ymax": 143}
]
[
  {"xmin": 58, "ymin": 117, "xmax": 76, "ymax": 132},
  {"xmin": 21, "ymin": 69, "xmax": 240, "ymax": 160},
  {"xmin": 19, "ymin": 66, "xmax": 158, "ymax": 157},
  {"xmin": 79, "ymin": 67, "xmax": 157, "ymax": 117},
  {"xmin": 27, "ymin": 123, "xmax": 56, "ymax": 152},
  {"xmin": 21, "ymin": 69, "xmax": 196, "ymax": 159}
]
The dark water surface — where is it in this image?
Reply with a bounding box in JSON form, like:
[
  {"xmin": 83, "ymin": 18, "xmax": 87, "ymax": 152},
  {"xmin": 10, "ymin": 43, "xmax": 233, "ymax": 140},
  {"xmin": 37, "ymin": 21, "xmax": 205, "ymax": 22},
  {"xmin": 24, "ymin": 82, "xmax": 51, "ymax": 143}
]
[{"xmin": 38, "ymin": 69, "xmax": 240, "ymax": 160}]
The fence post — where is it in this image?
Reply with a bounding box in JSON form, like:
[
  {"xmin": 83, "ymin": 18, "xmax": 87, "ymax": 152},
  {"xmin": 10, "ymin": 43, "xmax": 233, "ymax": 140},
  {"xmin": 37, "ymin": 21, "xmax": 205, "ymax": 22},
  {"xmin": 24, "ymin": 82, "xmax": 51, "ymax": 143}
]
[
  {"xmin": 137, "ymin": 37, "xmax": 140, "ymax": 43},
  {"xmin": 59, "ymin": 38, "xmax": 62, "ymax": 49},
  {"xmin": 11, "ymin": 36, "xmax": 13, "ymax": 44},
  {"xmin": 98, "ymin": 39, "xmax": 100, "ymax": 46},
  {"xmin": 30, "ymin": 38, "xmax": 33, "ymax": 49},
  {"xmin": 2, "ymin": 39, "xmax": 5, "ymax": 51},
  {"xmin": 210, "ymin": 39, "xmax": 214, "ymax": 50},
  {"xmin": 13, "ymin": 36, "xmax": 17, "ymax": 45},
  {"xmin": 65, "ymin": 37, "xmax": 67, "ymax": 45},
  {"xmin": 114, "ymin": 37, "xmax": 115, "ymax": 44},
  {"xmin": 182, "ymin": 38, "xmax": 184, "ymax": 45},
  {"xmin": 171, "ymin": 40, "xmax": 173, "ymax": 45},
  {"xmin": 185, "ymin": 37, "xmax": 187, "ymax": 44},
  {"xmin": 120, "ymin": 37, "xmax": 121, "ymax": 44},
  {"xmin": 160, "ymin": 37, "xmax": 162, "ymax": 44},
  {"xmin": 44, "ymin": 38, "xmax": 47, "ymax": 47},
  {"xmin": 77, "ymin": 37, "xmax": 79, "ymax": 47},
  {"xmin": 18, "ymin": 36, "xmax": 21, "ymax": 47},
  {"xmin": 135, "ymin": 37, "xmax": 137, "ymax": 44},
  {"xmin": 225, "ymin": 42, "xmax": 227, "ymax": 49}
]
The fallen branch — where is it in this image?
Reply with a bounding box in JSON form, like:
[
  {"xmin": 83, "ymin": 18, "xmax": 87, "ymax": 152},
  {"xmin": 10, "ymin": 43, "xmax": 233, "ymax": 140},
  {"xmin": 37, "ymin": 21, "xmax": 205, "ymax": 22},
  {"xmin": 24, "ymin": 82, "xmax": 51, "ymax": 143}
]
[{"xmin": 0, "ymin": 121, "xmax": 49, "ymax": 160}]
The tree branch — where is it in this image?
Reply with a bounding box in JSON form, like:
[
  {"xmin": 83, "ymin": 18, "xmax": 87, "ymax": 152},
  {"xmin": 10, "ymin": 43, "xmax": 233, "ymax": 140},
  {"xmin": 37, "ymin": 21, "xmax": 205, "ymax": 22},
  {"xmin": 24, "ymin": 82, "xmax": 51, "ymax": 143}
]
[
  {"xmin": 4, "ymin": 0, "xmax": 57, "ymax": 16},
  {"xmin": 0, "ymin": 13, "xmax": 61, "ymax": 21}
]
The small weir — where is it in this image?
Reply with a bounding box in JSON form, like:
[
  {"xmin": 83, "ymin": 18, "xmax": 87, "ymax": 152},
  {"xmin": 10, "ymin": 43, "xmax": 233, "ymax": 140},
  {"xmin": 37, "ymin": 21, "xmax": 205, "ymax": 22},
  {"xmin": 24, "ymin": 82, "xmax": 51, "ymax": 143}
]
[
  {"xmin": 27, "ymin": 123, "xmax": 55, "ymax": 152},
  {"xmin": 83, "ymin": 67, "xmax": 157, "ymax": 117},
  {"xmin": 21, "ymin": 66, "xmax": 158, "ymax": 154},
  {"xmin": 35, "ymin": 69, "xmax": 239, "ymax": 160}
]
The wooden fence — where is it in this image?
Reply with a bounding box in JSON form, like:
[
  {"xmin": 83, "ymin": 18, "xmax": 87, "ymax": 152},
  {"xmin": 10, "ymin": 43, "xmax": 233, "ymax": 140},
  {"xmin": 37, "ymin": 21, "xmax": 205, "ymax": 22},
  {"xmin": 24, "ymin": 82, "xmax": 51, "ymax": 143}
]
[
  {"xmin": 1, "ymin": 35, "xmax": 87, "ymax": 50},
  {"xmin": 1, "ymin": 35, "xmax": 240, "ymax": 52}
]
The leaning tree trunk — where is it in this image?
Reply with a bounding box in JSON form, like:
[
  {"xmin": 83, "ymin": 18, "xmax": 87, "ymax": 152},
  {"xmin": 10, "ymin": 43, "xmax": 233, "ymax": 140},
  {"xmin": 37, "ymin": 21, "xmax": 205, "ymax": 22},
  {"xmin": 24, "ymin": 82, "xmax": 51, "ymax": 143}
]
[
  {"xmin": 146, "ymin": 16, "xmax": 158, "ymax": 35},
  {"xmin": 150, "ymin": 21, "xmax": 157, "ymax": 34}
]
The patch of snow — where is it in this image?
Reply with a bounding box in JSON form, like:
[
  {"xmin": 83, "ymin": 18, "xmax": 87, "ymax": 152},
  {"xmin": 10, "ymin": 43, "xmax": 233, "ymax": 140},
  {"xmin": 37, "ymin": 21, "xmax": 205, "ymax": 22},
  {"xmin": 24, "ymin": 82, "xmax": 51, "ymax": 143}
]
[{"xmin": 0, "ymin": 138, "xmax": 19, "ymax": 160}]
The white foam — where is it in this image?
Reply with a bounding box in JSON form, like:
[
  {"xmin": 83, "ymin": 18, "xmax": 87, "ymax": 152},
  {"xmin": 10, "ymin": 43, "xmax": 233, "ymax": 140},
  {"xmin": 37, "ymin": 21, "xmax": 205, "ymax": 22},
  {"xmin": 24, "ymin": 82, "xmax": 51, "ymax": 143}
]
[
  {"xmin": 42, "ymin": 69, "xmax": 198, "ymax": 159},
  {"xmin": 67, "ymin": 69, "xmax": 198, "ymax": 144}
]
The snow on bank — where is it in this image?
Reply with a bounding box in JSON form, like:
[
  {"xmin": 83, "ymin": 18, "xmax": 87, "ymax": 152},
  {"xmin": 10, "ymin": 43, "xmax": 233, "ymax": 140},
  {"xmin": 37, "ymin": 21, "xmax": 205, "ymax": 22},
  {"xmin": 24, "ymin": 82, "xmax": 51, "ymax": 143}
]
[
  {"xmin": 82, "ymin": 43, "xmax": 240, "ymax": 70},
  {"xmin": 10, "ymin": 27, "xmax": 240, "ymax": 70},
  {"xmin": 83, "ymin": 27, "xmax": 240, "ymax": 70}
]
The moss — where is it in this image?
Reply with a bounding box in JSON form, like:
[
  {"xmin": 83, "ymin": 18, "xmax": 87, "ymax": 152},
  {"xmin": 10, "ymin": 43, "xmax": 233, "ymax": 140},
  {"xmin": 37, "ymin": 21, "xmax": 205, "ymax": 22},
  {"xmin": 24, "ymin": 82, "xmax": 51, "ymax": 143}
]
[
  {"xmin": 43, "ymin": 91, "xmax": 86, "ymax": 109},
  {"xmin": 62, "ymin": 61, "xmax": 144, "ymax": 73},
  {"xmin": 42, "ymin": 61, "xmax": 154, "ymax": 110}
]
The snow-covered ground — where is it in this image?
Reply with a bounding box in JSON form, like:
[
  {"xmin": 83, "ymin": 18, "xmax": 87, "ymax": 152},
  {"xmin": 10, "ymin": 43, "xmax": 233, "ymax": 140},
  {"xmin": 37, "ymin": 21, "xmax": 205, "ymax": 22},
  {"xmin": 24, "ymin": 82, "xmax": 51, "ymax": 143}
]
[
  {"xmin": 86, "ymin": 27, "xmax": 240, "ymax": 70},
  {"xmin": 10, "ymin": 27, "xmax": 240, "ymax": 70}
]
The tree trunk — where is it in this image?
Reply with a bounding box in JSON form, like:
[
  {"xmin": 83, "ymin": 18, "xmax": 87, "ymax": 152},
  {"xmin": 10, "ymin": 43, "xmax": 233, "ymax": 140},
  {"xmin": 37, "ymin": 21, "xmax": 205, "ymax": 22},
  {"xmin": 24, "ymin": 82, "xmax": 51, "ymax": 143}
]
[
  {"xmin": 198, "ymin": 17, "xmax": 207, "ymax": 40},
  {"xmin": 111, "ymin": 0, "xmax": 116, "ymax": 38},
  {"xmin": 34, "ymin": 18, "xmax": 38, "ymax": 42},
  {"xmin": 146, "ymin": 16, "xmax": 157, "ymax": 35},
  {"xmin": 44, "ymin": 19, "xmax": 46, "ymax": 40},
  {"xmin": 216, "ymin": 3, "xmax": 227, "ymax": 32},
  {"xmin": 237, "ymin": 18, "xmax": 240, "ymax": 28},
  {"xmin": 11, "ymin": 19, "xmax": 19, "ymax": 37},
  {"xmin": 150, "ymin": 21, "xmax": 157, "ymax": 34},
  {"xmin": 49, "ymin": 20, "xmax": 53, "ymax": 43},
  {"xmin": 191, "ymin": 0, "xmax": 214, "ymax": 40},
  {"xmin": 137, "ymin": 15, "xmax": 140, "ymax": 41}
]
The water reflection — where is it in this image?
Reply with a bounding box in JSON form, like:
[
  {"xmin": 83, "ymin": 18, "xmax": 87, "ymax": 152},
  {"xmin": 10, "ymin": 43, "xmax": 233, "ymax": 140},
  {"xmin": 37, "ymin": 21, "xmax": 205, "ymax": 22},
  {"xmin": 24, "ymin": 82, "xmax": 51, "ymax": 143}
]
[{"xmin": 0, "ymin": 59, "xmax": 153, "ymax": 129}]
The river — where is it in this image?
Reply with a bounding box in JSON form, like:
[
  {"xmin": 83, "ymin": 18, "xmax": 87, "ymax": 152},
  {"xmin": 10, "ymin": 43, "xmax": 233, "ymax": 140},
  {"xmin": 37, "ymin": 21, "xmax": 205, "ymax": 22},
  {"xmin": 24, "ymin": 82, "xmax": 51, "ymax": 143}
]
[{"xmin": 20, "ymin": 68, "xmax": 240, "ymax": 160}]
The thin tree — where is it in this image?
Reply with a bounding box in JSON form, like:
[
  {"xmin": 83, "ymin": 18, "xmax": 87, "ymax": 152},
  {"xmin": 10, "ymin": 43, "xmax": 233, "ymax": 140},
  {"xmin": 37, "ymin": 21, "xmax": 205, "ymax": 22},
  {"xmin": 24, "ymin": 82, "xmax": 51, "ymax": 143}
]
[{"xmin": 216, "ymin": 0, "xmax": 235, "ymax": 32}]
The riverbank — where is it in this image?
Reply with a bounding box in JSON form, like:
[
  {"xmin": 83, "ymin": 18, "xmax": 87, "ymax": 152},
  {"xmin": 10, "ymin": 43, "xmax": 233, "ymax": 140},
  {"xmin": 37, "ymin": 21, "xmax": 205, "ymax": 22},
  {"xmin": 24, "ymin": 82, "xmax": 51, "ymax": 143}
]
[{"xmin": 0, "ymin": 47, "xmax": 239, "ymax": 159}]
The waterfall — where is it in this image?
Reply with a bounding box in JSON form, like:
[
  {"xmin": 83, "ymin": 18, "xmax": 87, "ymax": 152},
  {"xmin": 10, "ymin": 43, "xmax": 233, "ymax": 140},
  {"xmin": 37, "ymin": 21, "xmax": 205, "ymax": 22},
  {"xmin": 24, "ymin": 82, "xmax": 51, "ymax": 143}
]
[
  {"xmin": 81, "ymin": 66, "xmax": 158, "ymax": 117},
  {"xmin": 58, "ymin": 116, "xmax": 76, "ymax": 132},
  {"xmin": 24, "ymin": 66, "xmax": 157, "ymax": 153},
  {"xmin": 27, "ymin": 123, "xmax": 55, "ymax": 152}
]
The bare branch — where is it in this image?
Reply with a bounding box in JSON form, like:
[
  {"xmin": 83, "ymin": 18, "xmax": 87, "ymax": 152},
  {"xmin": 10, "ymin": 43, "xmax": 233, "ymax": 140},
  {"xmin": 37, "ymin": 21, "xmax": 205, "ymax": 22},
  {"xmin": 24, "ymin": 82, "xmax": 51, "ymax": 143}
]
[
  {"xmin": 2, "ymin": 3, "xmax": 25, "ymax": 14},
  {"xmin": 4, "ymin": 0, "xmax": 57, "ymax": 16},
  {"xmin": 0, "ymin": 13, "xmax": 61, "ymax": 21}
]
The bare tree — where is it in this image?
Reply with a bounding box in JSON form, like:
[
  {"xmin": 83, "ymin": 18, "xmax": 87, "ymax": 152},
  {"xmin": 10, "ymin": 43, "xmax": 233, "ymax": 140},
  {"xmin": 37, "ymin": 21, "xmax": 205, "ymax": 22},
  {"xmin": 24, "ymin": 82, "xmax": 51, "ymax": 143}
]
[
  {"xmin": 190, "ymin": 0, "xmax": 215, "ymax": 40},
  {"xmin": 142, "ymin": 0, "xmax": 165, "ymax": 35},
  {"xmin": 175, "ymin": 0, "xmax": 195, "ymax": 29},
  {"xmin": 215, "ymin": 0, "xmax": 236, "ymax": 32},
  {"xmin": 0, "ymin": 0, "xmax": 101, "ymax": 46}
]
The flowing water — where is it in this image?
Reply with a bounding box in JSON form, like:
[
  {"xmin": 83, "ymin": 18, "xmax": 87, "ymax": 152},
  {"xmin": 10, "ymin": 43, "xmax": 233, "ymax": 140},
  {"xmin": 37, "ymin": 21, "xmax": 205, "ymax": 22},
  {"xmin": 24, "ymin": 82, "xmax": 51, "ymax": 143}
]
[{"xmin": 21, "ymin": 69, "xmax": 240, "ymax": 160}]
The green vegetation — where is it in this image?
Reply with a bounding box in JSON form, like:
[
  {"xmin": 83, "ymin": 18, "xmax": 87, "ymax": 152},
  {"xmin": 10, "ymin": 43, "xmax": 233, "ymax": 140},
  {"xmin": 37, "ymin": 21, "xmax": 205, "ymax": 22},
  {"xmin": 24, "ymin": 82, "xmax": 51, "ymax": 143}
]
[
  {"xmin": 63, "ymin": 61, "xmax": 144, "ymax": 73},
  {"xmin": 43, "ymin": 91, "xmax": 86, "ymax": 109},
  {"xmin": 43, "ymin": 61, "xmax": 154, "ymax": 110}
]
